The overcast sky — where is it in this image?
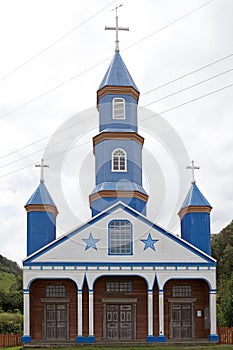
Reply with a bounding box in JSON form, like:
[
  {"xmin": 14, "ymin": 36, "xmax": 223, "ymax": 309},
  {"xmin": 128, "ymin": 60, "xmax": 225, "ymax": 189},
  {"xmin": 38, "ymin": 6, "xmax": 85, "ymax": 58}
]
[{"xmin": 0, "ymin": 0, "xmax": 232, "ymax": 266}]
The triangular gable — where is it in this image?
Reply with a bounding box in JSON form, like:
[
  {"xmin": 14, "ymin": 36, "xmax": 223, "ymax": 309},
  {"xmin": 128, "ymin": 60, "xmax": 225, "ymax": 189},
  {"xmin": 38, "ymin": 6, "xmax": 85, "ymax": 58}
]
[{"xmin": 23, "ymin": 202, "xmax": 216, "ymax": 266}]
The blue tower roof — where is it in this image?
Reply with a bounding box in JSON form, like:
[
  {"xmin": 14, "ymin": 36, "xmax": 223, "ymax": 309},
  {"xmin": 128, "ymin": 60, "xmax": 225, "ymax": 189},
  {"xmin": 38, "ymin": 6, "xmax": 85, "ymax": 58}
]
[
  {"xmin": 181, "ymin": 182, "xmax": 211, "ymax": 209},
  {"xmin": 25, "ymin": 181, "xmax": 56, "ymax": 207},
  {"xmin": 98, "ymin": 51, "xmax": 139, "ymax": 91}
]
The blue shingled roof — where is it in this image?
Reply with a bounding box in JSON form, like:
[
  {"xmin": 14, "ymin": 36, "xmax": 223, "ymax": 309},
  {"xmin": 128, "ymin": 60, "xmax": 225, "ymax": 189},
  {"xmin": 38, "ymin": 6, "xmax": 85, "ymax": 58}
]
[
  {"xmin": 25, "ymin": 181, "xmax": 56, "ymax": 206},
  {"xmin": 181, "ymin": 182, "xmax": 211, "ymax": 209},
  {"xmin": 98, "ymin": 51, "xmax": 139, "ymax": 91},
  {"xmin": 91, "ymin": 181, "xmax": 147, "ymax": 195}
]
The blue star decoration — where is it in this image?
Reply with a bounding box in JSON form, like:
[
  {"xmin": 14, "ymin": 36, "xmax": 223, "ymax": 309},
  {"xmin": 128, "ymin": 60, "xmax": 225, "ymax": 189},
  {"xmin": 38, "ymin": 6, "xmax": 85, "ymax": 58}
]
[
  {"xmin": 141, "ymin": 233, "xmax": 159, "ymax": 251},
  {"xmin": 82, "ymin": 233, "xmax": 100, "ymax": 251}
]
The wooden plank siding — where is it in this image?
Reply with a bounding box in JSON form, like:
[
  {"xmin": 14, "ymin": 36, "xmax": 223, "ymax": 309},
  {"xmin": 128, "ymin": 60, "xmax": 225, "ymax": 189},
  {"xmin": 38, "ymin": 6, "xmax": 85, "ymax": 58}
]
[
  {"xmin": 30, "ymin": 279, "xmax": 77, "ymax": 341},
  {"xmin": 164, "ymin": 279, "xmax": 210, "ymax": 339},
  {"xmin": 29, "ymin": 277, "xmax": 211, "ymax": 342},
  {"xmin": 93, "ymin": 276, "xmax": 148, "ymax": 340}
]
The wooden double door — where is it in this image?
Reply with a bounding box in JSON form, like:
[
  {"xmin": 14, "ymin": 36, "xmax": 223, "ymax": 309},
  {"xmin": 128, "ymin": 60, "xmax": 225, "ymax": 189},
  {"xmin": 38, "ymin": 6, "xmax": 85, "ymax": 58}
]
[
  {"xmin": 43, "ymin": 304, "xmax": 69, "ymax": 340},
  {"xmin": 170, "ymin": 303, "xmax": 194, "ymax": 339},
  {"xmin": 104, "ymin": 303, "xmax": 136, "ymax": 340}
]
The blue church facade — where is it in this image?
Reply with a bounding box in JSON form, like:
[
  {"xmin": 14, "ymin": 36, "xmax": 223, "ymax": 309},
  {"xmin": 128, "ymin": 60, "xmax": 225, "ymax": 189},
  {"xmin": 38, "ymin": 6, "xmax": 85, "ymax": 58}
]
[{"xmin": 22, "ymin": 18, "xmax": 219, "ymax": 344}]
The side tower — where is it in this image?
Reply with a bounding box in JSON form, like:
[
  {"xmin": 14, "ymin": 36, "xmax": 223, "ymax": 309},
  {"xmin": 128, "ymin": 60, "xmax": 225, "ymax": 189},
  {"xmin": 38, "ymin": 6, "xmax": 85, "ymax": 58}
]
[
  {"xmin": 89, "ymin": 12, "xmax": 148, "ymax": 216},
  {"xmin": 25, "ymin": 159, "xmax": 58, "ymax": 255},
  {"xmin": 178, "ymin": 161, "xmax": 212, "ymax": 255}
]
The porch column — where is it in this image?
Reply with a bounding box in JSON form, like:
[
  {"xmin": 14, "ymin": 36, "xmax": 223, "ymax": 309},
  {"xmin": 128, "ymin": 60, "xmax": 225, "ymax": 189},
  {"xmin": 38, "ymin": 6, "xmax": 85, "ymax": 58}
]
[
  {"xmin": 158, "ymin": 289, "xmax": 166, "ymax": 341},
  {"xmin": 88, "ymin": 289, "xmax": 96, "ymax": 342},
  {"xmin": 147, "ymin": 289, "xmax": 156, "ymax": 342},
  {"xmin": 76, "ymin": 288, "xmax": 86, "ymax": 343},
  {"xmin": 78, "ymin": 289, "xmax": 83, "ymax": 336},
  {"xmin": 209, "ymin": 290, "xmax": 219, "ymax": 342},
  {"xmin": 21, "ymin": 289, "xmax": 31, "ymax": 343}
]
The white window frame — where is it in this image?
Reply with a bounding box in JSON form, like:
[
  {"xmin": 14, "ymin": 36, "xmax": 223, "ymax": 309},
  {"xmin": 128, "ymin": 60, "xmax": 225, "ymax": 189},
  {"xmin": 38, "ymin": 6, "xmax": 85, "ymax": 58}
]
[
  {"xmin": 112, "ymin": 97, "xmax": 125, "ymax": 120},
  {"xmin": 108, "ymin": 220, "xmax": 132, "ymax": 255},
  {"xmin": 111, "ymin": 148, "xmax": 127, "ymax": 172}
]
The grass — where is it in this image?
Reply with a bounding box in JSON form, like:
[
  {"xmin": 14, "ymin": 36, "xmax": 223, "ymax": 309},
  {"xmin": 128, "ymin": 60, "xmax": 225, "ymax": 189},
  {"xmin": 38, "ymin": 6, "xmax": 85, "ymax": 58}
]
[{"xmin": 1, "ymin": 346, "xmax": 232, "ymax": 350}]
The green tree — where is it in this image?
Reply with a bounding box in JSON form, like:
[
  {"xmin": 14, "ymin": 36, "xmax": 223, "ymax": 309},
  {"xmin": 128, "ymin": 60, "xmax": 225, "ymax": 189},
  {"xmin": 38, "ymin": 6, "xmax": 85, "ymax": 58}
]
[{"xmin": 211, "ymin": 220, "xmax": 233, "ymax": 326}]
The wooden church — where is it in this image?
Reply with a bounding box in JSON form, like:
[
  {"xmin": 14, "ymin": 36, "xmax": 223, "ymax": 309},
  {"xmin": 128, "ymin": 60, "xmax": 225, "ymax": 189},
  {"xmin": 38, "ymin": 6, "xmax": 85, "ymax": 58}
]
[{"xmin": 22, "ymin": 12, "xmax": 219, "ymax": 345}]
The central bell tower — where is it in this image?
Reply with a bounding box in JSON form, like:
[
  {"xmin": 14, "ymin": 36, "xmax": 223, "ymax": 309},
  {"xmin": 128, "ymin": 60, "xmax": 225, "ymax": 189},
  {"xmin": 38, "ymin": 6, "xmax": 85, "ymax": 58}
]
[{"xmin": 89, "ymin": 8, "xmax": 148, "ymax": 216}]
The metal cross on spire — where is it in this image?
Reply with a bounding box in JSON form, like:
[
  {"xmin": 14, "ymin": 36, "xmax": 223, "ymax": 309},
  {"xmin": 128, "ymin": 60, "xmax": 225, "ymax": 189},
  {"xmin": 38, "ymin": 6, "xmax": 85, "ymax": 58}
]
[
  {"xmin": 105, "ymin": 3, "xmax": 129, "ymax": 52},
  {"xmin": 186, "ymin": 160, "xmax": 200, "ymax": 184},
  {"xmin": 35, "ymin": 158, "xmax": 49, "ymax": 183}
]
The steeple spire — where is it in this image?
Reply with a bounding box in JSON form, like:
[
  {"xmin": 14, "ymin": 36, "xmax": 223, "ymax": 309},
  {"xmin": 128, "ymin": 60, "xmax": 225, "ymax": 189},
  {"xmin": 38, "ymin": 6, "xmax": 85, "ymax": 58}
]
[{"xmin": 105, "ymin": 3, "xmax": 129, "ymax": 52}]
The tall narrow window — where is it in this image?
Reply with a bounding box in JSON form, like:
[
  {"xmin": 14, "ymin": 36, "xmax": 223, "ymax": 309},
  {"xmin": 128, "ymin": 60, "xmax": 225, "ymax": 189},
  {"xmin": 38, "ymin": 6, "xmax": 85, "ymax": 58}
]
[
  {"xmin": 108, "ymin": 220, "xmax": 132, "ymax": 255},
  {"xmin": 112, "ymin": 149, "xmax": 127, "ymax": 172},
  {"xmin": 113, "ymin": 98, "xmax": 125, "ymax": 119}
]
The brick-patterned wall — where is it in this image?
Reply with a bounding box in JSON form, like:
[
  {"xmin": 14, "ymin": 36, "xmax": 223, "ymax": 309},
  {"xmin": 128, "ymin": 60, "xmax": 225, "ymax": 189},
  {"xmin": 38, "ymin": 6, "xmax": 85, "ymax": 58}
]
[
  {"xmin": 164, "ymin": 279, "xmax": 210, "ymax": 339},
  {"xmin": 93, "ymin": 276, "xmax": 148, "ymax": 340},
  {"xmin": 30, "ymin": 279, "xmax": 77, "ymax": 340}
]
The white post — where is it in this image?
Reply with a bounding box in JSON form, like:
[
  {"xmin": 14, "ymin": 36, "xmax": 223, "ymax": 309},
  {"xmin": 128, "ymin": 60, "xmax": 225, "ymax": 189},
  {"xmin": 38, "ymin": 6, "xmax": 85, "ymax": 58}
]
[
  {"xmin": 22, "ymin": 289, "xmax": 31, "ymax": 343},
  {"xmin": 209, "ymin": 290, "xmax": 217, "ymax": 335},
  {"xmin": 24, "ymin": 290, "xmax": 30, "ymax": 335},
  {"xmin": 159, "ymin": 290, "xmax": 164, "ymax": 336},
  {"xmin": 78, "ymin": 289, "xmax": 83, "ymax": 336},
  {"xmin": 147, "ymin": 289, "xmax": 153, "ymax": 337},
  {"xmin": 89, "ymin": 289, "xmax": 94, "ymax": 337}
]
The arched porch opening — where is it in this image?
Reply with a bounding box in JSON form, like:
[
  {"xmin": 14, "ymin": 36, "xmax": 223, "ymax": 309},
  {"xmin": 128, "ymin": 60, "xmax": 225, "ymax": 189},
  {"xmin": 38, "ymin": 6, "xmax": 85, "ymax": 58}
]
[
  {"xmin": 164, "ymin": 278, "xmax": 210, "ymax": 340},
  {"xmin": 29, "ymin": 278, "xmax": 77, "ymax": 341},
  {"xmin": 93, "ymin": 275, "xmax": 148, "ymax": 341}
]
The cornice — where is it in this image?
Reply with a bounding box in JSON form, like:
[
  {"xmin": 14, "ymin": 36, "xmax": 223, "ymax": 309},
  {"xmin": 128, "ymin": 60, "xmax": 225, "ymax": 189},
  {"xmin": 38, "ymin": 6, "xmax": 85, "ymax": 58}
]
[
  {"xmin": 97, "ymin": 85, "xmax": 140, "ymax": 107},
  {"xmin": 89, "ymin": 190, "xmax": 148, "ymax": 207},
  {"xmin": 25, "ymin": 204, "xmax": 58, "ymax": 217},
  {"xmin": 178, "ymin": 205, "xmax": 212, "ymax": 220},
  {"xmin": 93, "ymin": 131, "xmax": 144, "ymax": 153}
]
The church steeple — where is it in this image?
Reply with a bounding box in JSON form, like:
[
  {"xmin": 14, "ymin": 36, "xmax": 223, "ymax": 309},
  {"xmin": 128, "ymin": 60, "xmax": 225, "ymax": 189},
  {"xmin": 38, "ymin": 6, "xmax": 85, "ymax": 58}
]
[
  {"xmin": 25, "ymin": 159, "xmax": 58, "ymax": 256},
  {"xmin": 178, "ymin": 161, "xmax": 212, "ymax": 255},
  {"xmin": 89, "ymin": 13, "xmax": 148, "ymax": 217}
]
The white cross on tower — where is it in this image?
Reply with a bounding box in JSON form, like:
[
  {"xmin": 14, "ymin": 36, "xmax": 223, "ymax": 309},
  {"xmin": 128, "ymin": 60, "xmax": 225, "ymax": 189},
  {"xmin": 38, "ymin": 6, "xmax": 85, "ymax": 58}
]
[
  {"xmin": 35, "ymin": 158, "xmax": 49, "ymax": 183},
  {"xmin": 105, "ymin": 3, "xmax": 129, "ymax": 52},
  {"xmin": 186, "ymin": 160, "xmax": 200, "ymax": 184}
]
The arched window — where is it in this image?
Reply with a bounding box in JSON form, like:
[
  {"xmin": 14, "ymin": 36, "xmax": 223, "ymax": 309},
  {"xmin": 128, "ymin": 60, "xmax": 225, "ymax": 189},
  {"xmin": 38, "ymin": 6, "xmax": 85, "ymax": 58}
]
[
  {"xmin": 112, "ymin": 98, "xmax": 125, "ymax": 119},
  {"xmin": 108, "ymin": 220, "xmax": 132, "ymax": 255},
  {"xmin": 112, "ymin": 148, "xmax": 127, "ymax": 172}
]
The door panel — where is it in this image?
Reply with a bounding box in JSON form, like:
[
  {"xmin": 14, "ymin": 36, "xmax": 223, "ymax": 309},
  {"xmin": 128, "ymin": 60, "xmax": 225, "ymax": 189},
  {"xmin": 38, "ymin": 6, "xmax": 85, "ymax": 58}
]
[
  {"xmin": 105, "ymin": 304, "xmax": 135, "ymax": 340},
  {"xmin": 45, "ymin": 304, "xmax": 68, "ymax": 340},
  {"xmin": 170, "ymin": 303, "xmax": 193, "ymax": 339}
]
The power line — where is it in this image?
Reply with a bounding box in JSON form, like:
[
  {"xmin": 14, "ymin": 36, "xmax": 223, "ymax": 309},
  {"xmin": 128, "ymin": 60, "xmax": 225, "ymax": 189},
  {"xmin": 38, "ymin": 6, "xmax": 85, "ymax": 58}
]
[
  {"xmin": 144, "ymin": 67, "xmax": 233, "ymax": 107},
  {"xmin": 1, "ymin": 53, "xmax": 233, "ymax": 162},
  {"xmin": 0, "ymin": 0, "xmax": 218, "ymax": 121},
  {"xmin": 0, "ymin": 56, "xmax": 111, "ymax": 120},
  {"xmin": 124, "ymin": 0, "xmax": 217, "ymax": 53},
  {"xmin": 0, "ymin": 0, "xmax": 116, "ymax": 83},
  {"xmin": 0, "ymin": 139, "xmax": 91, "ymax": 179},
  {"xmin": 0, "ymin": 111, "xmax": 97, "ymax": 160},
  {"xmin": 142, "ymin": 53, "xmax": 233, "ymax": 96},
  {"xmin": 1, "ymin": 79, "xmax": 232, "ymax": 179},
  {"xmin": 144, "ymin": 81, "xmax": 233, "ymax": 117},
  {"xmin": 0, "ymin": 112, "xmax": 97, "ymax": 167}
]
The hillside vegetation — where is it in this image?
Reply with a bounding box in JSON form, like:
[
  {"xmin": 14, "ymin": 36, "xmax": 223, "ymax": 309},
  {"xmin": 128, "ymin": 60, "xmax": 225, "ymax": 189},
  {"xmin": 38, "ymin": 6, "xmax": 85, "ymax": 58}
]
[
  {"xmin": 0, "ymin": 255, "xmax": 23, "ymax": 333},
  {"xmin": 211, "ymin": 220, "xmax": 233, "ymax": 327}
]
